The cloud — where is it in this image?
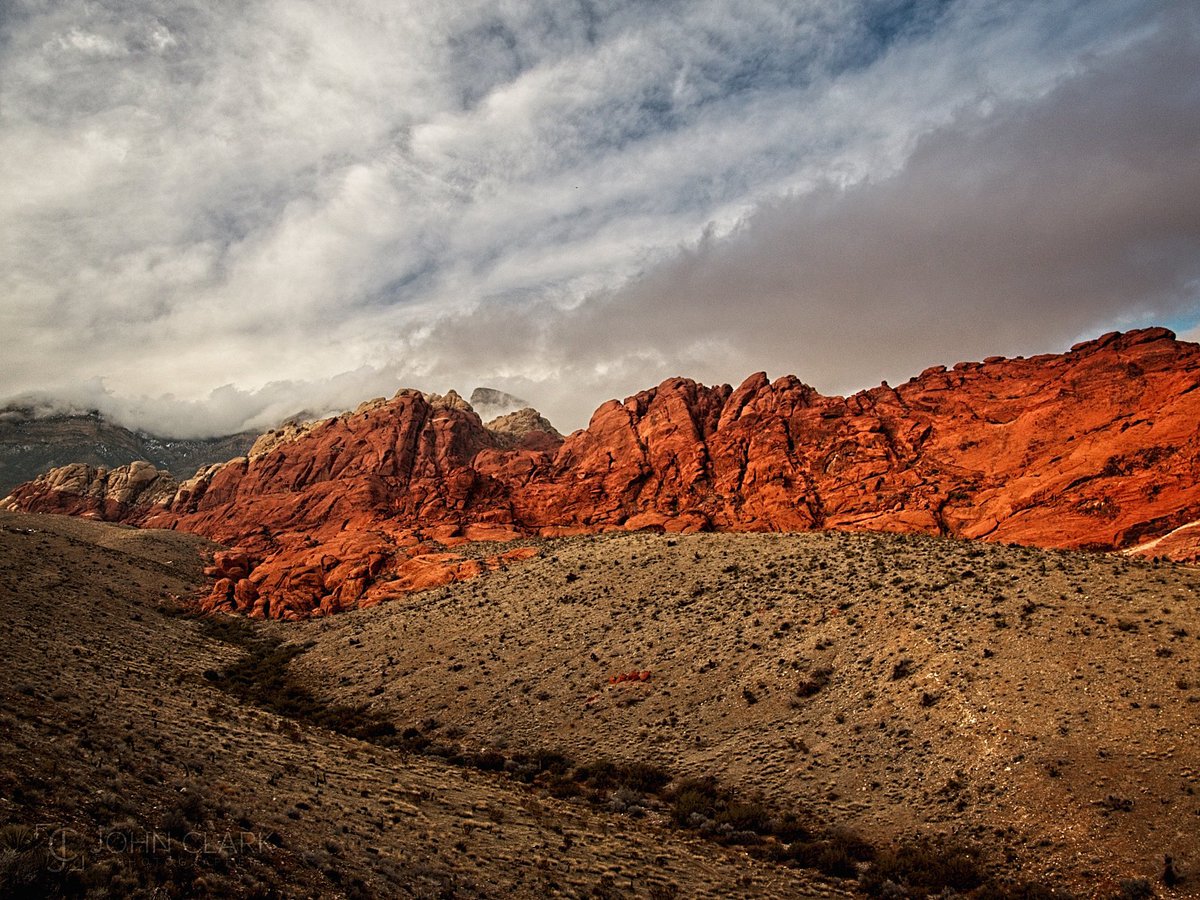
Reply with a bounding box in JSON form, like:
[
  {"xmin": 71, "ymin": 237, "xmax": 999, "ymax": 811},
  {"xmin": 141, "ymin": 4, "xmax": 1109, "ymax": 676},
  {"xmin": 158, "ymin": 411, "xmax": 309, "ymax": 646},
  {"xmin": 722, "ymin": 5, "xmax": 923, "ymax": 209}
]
[
  {"xmin": 3, "ymin": 366, "xmax": 429, "ymax": 439},
  {"xmin": 374, "ymin": 3, "xmax": 1200, "ymax": 429},
  {"xmin": 547, "ymin": 8, "xmax": 1200, "ymax": 397},
  {"xmin": 1, "ymin": 0, "xmax": 1195, "ymax": 436}
]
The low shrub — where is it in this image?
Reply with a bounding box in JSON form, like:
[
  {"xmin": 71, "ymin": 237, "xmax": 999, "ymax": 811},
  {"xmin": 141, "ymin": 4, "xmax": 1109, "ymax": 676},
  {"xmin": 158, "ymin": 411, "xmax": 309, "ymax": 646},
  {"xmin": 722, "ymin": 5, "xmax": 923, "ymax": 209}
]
[
  {"xmin": 796, "ymin": 666, "xmax": 833, "ymax": 698},
  {"xmin": 860, "ymin": 837, "xmax": 982, "ymax": 896}
]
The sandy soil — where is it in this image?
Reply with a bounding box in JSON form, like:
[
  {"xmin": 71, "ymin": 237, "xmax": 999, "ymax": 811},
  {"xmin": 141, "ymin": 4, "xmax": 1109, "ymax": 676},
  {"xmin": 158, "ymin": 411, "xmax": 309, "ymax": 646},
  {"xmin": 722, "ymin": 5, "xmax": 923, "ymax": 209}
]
[
  {"xmin": 289, "ymin": 530, "xmax": 1200, "ymax": 896},
  {"xmin": 0, "ymin": 511, "xmax": 848, "ymax": 898},
  {"xmin": 2, "ymin": 511, "xmax": 1197, "ymax": 897}
]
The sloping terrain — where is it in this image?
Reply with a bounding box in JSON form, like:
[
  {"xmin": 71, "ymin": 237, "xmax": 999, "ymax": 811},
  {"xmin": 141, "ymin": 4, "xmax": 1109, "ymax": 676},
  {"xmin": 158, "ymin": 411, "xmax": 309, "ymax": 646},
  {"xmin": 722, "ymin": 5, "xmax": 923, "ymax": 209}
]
[
  {"xmin": 288, "ymin": 529, "xmax": 1200, "ymax": 896},
  {"xmin": 0, "ymin": 511, "xmax": 855, "ymax": 898},
  {"xmin": 0, "ymin": 408, "xmax": 255, "ymax": 496},
  {"xmin": 3, "ymin": 512, "xmax": 1196, "ymax": 897},
  {"xmin": 4, "ymin": 328, "xmax": 1199, "ymax": 620}
]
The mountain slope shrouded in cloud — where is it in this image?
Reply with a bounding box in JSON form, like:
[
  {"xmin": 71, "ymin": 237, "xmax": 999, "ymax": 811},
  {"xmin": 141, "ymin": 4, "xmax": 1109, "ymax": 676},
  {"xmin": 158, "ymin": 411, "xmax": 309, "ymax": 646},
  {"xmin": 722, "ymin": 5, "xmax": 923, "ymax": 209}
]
[
  {"xmin": 1, "ymin": 2, "xmax": 1197, "ymax": 435},
  {"xmin": 0, "ymin": 407, "xmax": 255, "ymax": 496}
]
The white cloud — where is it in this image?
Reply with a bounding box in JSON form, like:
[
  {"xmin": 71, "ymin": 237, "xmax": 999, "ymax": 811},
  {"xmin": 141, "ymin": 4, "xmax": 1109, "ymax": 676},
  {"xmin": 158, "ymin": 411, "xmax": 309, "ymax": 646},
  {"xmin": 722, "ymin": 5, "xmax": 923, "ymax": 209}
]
[{"xmin": 0, "ymin": 0, "xmax": 1195, "ymax": 436}]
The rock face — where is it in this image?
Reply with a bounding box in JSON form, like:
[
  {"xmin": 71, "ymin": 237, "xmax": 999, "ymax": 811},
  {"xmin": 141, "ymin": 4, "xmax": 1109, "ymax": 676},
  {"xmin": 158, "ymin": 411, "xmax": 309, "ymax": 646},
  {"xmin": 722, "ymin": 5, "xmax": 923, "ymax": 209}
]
[
  {"xmin": 5, "ymin": 328, "xmax": 1199, "ymax": 618},
  {"xmin": 2, "ymin": 460, "xmax": 180, "ymax": 521},
  {"xmin": 484, "ymin": 408, "xmax": 563, "ymax": 451}
]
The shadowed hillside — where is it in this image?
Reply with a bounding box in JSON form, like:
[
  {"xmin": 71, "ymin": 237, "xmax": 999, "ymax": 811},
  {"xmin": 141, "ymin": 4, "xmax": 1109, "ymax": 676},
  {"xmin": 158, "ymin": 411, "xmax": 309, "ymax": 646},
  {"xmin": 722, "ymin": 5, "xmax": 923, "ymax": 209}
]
[
  {"xmin": 3, "ymin": 511, "xmax": 1196, "ymax": 896},
  {"xmin": 0, "ymin": 408, "xmax": 255, "ymax": 496},
  {"xmin": 0, "ymin": 511, "xmax": 864, "ymax": 898}
]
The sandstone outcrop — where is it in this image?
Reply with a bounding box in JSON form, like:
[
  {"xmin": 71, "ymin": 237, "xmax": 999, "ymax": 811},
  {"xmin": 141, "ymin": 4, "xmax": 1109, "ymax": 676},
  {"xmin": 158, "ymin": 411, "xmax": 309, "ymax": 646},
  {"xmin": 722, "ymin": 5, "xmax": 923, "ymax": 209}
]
[
  {"xmin": 5, "ymin": 328, "xmax": 1198, "ymax": 618},
  {"xmin": 2, "ymin": 460, "xmax": 179, "ymax": 520},
  {"xmin": 484, "ymin": 408, "xmax": 563, "ymax": 451}
]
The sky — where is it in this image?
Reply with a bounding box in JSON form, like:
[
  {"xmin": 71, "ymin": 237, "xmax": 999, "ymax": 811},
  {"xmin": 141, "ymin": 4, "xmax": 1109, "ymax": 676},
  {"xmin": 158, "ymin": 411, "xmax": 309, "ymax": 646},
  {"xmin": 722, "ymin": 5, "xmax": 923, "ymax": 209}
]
[{"xmin": 1, "ymin": 0, "xmax": 1198, "ymax": 436}]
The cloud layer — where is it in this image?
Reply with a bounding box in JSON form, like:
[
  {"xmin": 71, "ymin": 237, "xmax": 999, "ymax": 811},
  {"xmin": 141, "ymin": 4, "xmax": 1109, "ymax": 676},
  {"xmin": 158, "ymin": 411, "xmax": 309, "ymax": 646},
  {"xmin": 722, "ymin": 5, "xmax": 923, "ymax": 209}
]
[{"xmin": 1, "ymin": 0, "xmax": 1197, "ymax": 435}]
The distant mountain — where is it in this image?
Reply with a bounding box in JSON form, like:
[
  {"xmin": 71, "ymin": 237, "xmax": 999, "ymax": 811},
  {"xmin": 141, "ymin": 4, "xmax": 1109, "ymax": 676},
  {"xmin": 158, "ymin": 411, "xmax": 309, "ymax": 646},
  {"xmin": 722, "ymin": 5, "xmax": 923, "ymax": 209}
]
[
  {"xmin": 469, "ymin": 386, "xmax": 530, "ymax": 421},
  {"xmin": 0, "ymin": 408, "xmax": 255, "ymax": 496},
  {"xmin": 5, "ymin": 328, "xmax": 1199, "ymax": 619}
]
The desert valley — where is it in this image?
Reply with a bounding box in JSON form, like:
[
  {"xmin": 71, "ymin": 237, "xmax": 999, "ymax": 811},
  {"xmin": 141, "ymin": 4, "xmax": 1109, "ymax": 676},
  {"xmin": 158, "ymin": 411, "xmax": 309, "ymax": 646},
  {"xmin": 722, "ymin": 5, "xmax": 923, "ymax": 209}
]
[
  {"xmin": 5, "ymin": 2, "xmax": 1199, "ymax": 896},
  {"xmin": 1, "ymin": 329, "xmax": 1199, "ymax": 898}
]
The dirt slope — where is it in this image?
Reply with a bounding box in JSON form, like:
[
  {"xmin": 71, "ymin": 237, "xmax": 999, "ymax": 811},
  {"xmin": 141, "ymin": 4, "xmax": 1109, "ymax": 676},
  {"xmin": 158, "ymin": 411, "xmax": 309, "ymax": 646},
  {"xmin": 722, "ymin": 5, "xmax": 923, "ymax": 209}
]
[
  {"xmin": 0, "ymin": 510, "xmax": 854, "ymax": 898},
  {"xmin": 3, "ymin": 511, "xmax": 1198, "ymax": 895},
  {"xmin": 287, "ymin": 529, "xmax": 1200, "ymax": 896}
]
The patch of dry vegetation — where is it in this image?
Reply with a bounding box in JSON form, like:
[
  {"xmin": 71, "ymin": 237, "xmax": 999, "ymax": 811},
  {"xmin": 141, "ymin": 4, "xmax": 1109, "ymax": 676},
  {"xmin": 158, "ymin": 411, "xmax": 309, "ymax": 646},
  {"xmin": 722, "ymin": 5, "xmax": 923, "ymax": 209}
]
[
  {"xmin": 291, "ymin": 529, "xmax": 1200, "ymax": 897},
  {"xmin": 0, "ymin": 512, "xmax": 852, "ymax": 898},
  {"xmin": 2, "ymin": 512, "xmax": 1198, "ymax": 897}
]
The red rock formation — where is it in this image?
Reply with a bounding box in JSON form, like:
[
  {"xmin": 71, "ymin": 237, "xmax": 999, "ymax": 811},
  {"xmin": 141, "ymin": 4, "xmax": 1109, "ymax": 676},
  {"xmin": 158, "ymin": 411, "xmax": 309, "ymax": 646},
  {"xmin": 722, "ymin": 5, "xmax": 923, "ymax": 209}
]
[
  {"xmin": 1120, "ymin": 518, "xmax": 1200, "ymax": 564},
  {"xmin": 4, "ymin": 328, "xmax": 1199, "ymax": 618}
]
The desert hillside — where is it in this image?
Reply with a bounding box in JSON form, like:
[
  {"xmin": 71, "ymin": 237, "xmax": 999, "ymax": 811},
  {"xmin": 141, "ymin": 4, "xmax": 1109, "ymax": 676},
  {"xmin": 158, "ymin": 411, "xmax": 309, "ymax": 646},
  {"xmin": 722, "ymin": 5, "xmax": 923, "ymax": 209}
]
[
  {"xmin": 0, "ymin": 511, "xmax": 850, "ymax": 898},
  {"xmin": 286, "ymin": 528, "xmax": 1200, "ymax": 895},
  {"xmin": 2, "ymin": 510, "xmax": 1196, "ymax": 897}
]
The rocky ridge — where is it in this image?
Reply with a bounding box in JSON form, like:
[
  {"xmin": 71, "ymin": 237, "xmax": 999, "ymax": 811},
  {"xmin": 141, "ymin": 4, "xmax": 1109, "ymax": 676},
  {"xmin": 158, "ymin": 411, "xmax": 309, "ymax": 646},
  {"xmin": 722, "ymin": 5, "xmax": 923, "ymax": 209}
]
[
  {"xmin": 4, "ymin": 328, "xmax": 1199, "ymax": 618},
  {"xmin": 0, "ymin": 408, "xmax": 255, "ymax": 496}
]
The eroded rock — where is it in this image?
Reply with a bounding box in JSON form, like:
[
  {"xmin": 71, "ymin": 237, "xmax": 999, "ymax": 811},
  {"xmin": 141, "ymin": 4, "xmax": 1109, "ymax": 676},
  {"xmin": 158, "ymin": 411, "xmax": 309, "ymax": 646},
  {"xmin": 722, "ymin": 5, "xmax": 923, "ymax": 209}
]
[{"xmin": 6, "ymin": 328, "xmax": 1199, "ymax": 617}]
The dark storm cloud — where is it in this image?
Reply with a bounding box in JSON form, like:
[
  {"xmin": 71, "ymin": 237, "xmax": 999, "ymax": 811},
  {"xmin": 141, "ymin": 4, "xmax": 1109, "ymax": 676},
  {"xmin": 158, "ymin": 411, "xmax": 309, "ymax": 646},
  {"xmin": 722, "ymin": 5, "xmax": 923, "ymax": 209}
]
[
  {"xmin": 612, "ymin": 16, "xmax": 1200, "ymax": 382},
  {"xmin": 0, "ymin": 0, "xmax": 1193, "ymax": 435},
  {"xmin": 412, "ymin": 6, "xmax": 1200, "ymax": 429}
]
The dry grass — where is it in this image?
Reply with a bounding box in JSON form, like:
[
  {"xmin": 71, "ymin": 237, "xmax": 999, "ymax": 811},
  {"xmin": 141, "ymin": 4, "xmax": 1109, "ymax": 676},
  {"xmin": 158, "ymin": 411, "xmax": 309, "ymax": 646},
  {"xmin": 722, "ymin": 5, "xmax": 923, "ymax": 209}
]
[
  {"xmin": 289, "ymin": 529, "xmax": 1200, "ymax": 897},
  {"xmin": 0, "ymin": 511, "xmax": 849, "ymax": 898},
  {"xmin": 2, "ymin": 511, "xmax": 1198, "ymax": 897}
]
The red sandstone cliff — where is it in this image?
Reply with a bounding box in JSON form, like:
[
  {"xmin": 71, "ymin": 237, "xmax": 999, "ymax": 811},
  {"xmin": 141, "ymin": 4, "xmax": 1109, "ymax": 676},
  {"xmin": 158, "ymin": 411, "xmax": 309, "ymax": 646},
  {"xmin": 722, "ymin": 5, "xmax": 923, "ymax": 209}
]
[{"xmin": 4, "ymin": 328, "xmax": 1198, "ymax": 618}]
